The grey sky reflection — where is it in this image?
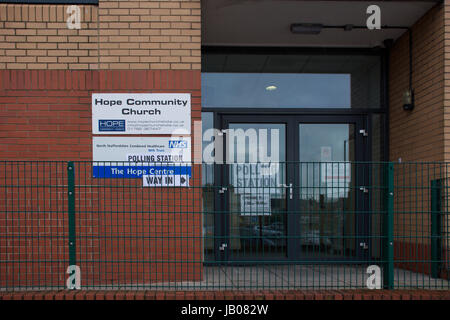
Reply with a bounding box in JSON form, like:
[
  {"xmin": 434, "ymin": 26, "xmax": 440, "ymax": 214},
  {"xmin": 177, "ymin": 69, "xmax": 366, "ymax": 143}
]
[{"xmin": 202, "ymin": 73, "xmax": 351, "ymax": 108}]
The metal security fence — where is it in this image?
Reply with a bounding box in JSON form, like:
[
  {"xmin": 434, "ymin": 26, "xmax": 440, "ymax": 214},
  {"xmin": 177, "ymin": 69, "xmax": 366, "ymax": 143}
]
[
  {"xmin": 0, "ymin": 161, "xmax": 448, "ymax": 291},
  {"xmin": 393, "ymin": 163, "xmax": 450, "ymax": 289}
]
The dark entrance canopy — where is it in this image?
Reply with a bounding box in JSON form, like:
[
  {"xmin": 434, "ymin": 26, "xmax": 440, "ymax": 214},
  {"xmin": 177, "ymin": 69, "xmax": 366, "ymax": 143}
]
[{"xmin": 202, "ymin": 0, "xmax": 440, "ymax": 47}]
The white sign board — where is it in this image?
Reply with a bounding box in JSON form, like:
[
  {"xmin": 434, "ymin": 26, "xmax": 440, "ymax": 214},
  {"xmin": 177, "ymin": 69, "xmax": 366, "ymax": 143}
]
[
  {"xmin": 143, "ymin": 174, "xmax": 189, "ymax": 187},
  {"xmin": 92, "ymin": 137, "xmax": 191, "ymax": 180},
  {"xmin": 231, "ymin": 163, "xmax": 283, "ymax": 197},
  {"xmin": 92, "ymin": 93, "xmax": 191, "ymax": 134},
  {"xmin": 240, "ymin": 194, "xmax": 271, "ymax": 216}
]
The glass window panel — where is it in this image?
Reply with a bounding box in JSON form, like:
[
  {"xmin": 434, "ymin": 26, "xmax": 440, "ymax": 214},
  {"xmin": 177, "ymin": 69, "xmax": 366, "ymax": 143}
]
[
  {"xmin": 228, "ymin": 123, "xmax": 287, "ymax": 259},
  {"xmin": 299, "ymin": 124, "xmax": 356, "ymax": 258},
  {"xmin": 203, "ymin": 73, "xmax": 351, "ymax": 108},
  {"xmin": 202, "ymin": 53, "xmax": 381, "ymax": 109}
]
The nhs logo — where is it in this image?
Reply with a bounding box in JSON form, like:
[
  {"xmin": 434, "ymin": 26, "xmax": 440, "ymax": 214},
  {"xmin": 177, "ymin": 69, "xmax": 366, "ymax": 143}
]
[
  {"xmin": 168, "ymin": 140, "xmax": 188, "ymax": 148},
  {"xmin": 99, "ymin": 120, "xmax": 125, "ymax": 132}
]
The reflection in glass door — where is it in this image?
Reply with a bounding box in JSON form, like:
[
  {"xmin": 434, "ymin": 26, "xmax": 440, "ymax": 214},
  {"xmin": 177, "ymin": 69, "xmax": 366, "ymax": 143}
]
[
  {"xmin": 210, "ymin": 115, "xmax": 367, "ymax": 263},
  {"xmin": 298, "ymin": 124, "xmax": 359, "ymax": 259},
  {"xmin": 227, "ymin": 123, "xmax": 287, "ymax": 260}
]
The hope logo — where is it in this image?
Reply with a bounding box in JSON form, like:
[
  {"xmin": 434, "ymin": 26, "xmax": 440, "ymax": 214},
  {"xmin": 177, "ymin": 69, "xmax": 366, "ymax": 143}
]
[{"xmin": 99, "ymin": 120, "xmax": 125, "ymax": 132}]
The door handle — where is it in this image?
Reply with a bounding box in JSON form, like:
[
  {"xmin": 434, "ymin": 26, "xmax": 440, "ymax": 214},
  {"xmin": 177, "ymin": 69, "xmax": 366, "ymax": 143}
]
[
  {"xmin": 359, "ymin": 186, "xmax": 369, "ymax": 193},
  {"xmin": 218, "ymin": 187, "xmax": 228, "ymax": 194},
  {"xmin": 278, "ymin": 183, "xmax": 293, "ymax": 199}
]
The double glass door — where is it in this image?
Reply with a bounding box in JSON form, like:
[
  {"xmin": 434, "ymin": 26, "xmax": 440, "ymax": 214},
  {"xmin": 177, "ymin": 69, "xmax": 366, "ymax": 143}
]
[{"xmin": 212, "ymin": 114, "xmax": 369, "ymax": 262}]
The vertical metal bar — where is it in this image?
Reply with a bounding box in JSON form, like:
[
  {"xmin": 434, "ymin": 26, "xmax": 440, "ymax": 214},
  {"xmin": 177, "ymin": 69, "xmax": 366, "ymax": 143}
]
[
  {"xmin": 384, "ymin": 162, "xmax": 394, "ymax": 289},
  {"xmin": 431, "ymin": 179, "xmax": 441, "ymax": 279},
  {"xmin": 67, "ymin": 161, "xmax": 76, "ymax": 266}
]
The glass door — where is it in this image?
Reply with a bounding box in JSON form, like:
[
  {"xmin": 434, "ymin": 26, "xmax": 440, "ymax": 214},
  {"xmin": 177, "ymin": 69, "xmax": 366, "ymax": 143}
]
[
  {"xmin": 295, "ymin": 118, "xmax": 368, "ymax": 261},
  {"xmin": 224, "ymin": 119, "xmax": 288, "ymax": 261},
  {"xmin": 216, "ymin": 115, "xmax": 293, "ymax": 262},
  {"xmin": 215, "ymin": 114, "xmax": 368, "ymax": 263}
]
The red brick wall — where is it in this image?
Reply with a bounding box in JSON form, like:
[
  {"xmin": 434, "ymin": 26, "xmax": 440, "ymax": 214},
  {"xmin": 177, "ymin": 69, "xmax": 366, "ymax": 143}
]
[
  {"xmin": 0, "ymin": 69, "xmax": 200, "ymax": 160},
  {"xmin": 2, "ymin": 289, "xmax": 450, "ymax": 300},
  {"xmin": 0, "ymin": 1, "xmax": 201, "ymax": 70},
  {"xmin": 0, "ymin": 69, "xmax": 203, "ymax": 288},
  {"xmin": 389, "ymin": 3, "xmax": 449, "ymax": 278},
  {"xmin": 389, "ymin": 3, "xmax": 444, "ymax": 163},
  {"xmin": 0, "ymin": 0, "xmax": 203, "ymax": 289}
]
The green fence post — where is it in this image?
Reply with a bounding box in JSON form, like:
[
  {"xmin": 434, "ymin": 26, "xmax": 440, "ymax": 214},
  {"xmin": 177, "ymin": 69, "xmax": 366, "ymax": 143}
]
[
  {"xmin": 430, "ymin": 179, "xmax": 442, "ymax": 279},
  {"xmin": 67, "ymin": 161, "xmax": 76, "ymax": 266},
  {"xmin": 384, "ymin": 162, "xmax": 394, "ymax": 289}
]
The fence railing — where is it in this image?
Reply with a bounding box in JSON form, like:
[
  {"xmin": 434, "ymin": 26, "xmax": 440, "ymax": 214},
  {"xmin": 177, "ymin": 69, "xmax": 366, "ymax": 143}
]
[{"xmin": 0, "ymin": 161, "xmax": 448, "ymax": 290}]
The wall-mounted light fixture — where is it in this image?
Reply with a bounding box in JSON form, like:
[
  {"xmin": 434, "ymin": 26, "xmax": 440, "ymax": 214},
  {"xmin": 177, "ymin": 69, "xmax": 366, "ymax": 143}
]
[
  {"xmin": 403, "ymin": 29, "xmax": 415, "ymax": 111},
  {"xmin": 290, "ymin": 23, "xmax": 416, "ymax": 111},
  {"xmin": 403, "ymin": 89, "xmax": 414, "ymax": 111},
  {"xmin": 290, "ymin": 23, "xmax": 323, "ymax": 35},
  {"xmin": 290, "ymin": 23, "xmax": 408, "ymax": 35}
]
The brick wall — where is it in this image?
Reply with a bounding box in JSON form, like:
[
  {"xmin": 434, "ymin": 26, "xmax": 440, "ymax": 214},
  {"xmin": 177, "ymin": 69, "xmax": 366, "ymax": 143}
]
[
  {"xmin": 389, "ymin": 3, "xmax": 445, "ymax": 163},
  {"xmin": 2, "ymin": 289, "xmax": 450, "ymax": 300},
  {"xmin": 98, "ymin": 0, "xmax": 201, "ymax": 70},
  {"xmin": 0, "ymin": 69, "xmax": 201, "ymax": 160},
  {"xmin": 0, "ymin": 69, "xmax": 202, "ymax": 288},
  {"xmin": 444, "ymin": 0, "xmax": 450, "ymax": 277},
  {"xmin": 0, "ymin": 1, "xmax": 201, "ymax": 70},
  {"xmin": 0, "ymin": 0, "xmax": 202, "ymax": 289},
  {"xmin": 389, "ymin": 2, "xmax": 448, "ymax": 277},
  {"xmin": 0, "ymin": 0, "xmax": 202, "ymax": 161},
  {"xmin": 0, "ymin": 160, "xmax": 204, "ymax": 288},
  {"xmin": 0, "ymin": 4, "xmax": 98, "ymax": 70}
]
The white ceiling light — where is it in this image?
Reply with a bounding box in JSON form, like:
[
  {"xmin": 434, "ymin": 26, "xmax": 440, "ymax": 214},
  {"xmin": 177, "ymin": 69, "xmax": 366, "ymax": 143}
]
[{"xmin": 266, "ymin": 85, "xmax": 277, "ymax": 91}]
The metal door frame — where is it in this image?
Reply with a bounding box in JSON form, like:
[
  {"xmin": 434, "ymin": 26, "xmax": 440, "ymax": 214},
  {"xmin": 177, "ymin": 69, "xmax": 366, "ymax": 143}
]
[
  {"xmin": 212, "ymin": 113, "xmax": 369, "ymax": 263},
  {"xmin": 293, "ymin": 115, "xmax": 369, "ymax": 262}
]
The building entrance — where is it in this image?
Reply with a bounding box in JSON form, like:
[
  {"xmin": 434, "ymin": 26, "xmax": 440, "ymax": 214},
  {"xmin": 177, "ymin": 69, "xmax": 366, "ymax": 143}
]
[{"xmin": 210, "ymin": 114, "xmax": 371, "ymax": 263}]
